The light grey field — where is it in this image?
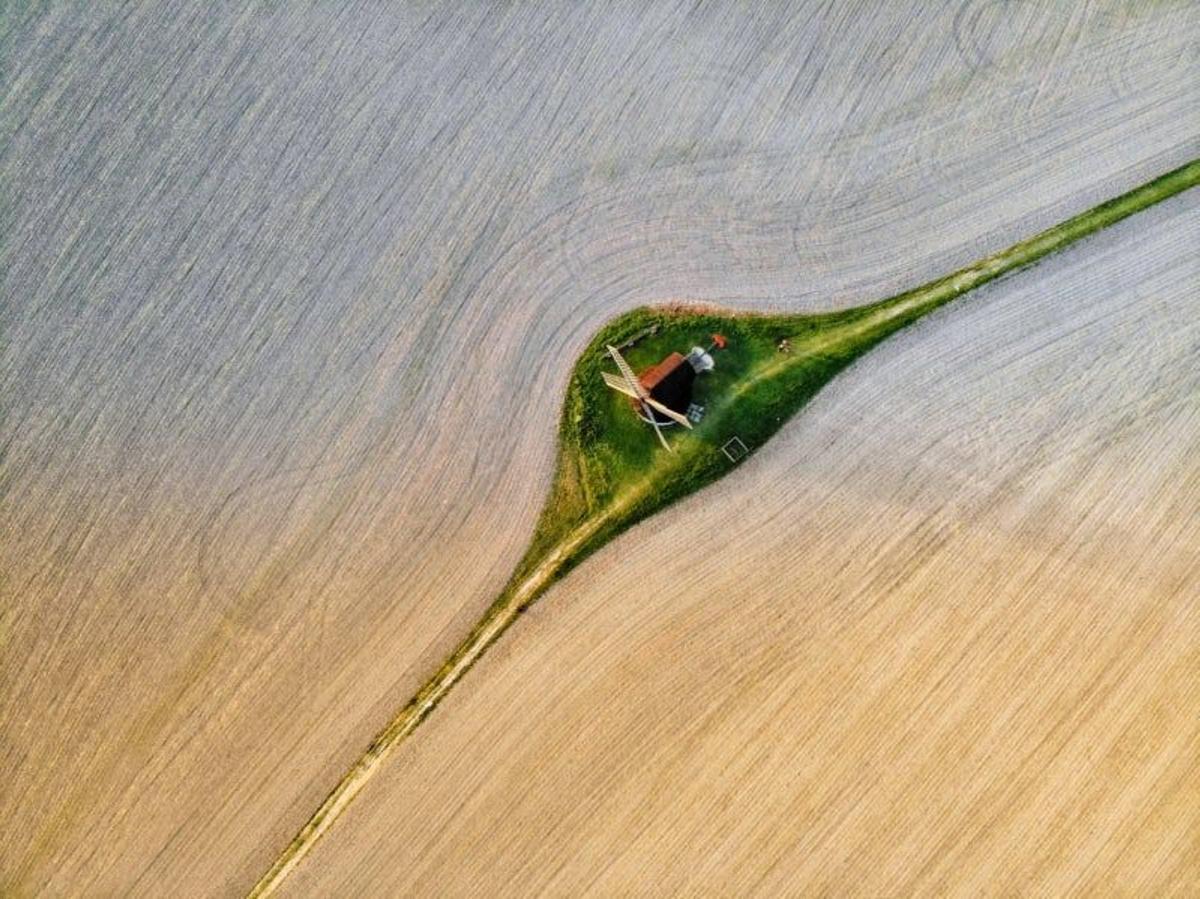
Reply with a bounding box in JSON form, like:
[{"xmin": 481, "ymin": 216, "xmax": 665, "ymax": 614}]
[{"xmin": 1, "ymin": 3, "xmax": 1196, "ymax": 896}]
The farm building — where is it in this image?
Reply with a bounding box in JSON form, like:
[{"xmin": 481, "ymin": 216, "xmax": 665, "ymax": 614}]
[{"xmin": 635, "ymin": 352, "xmax": 696, "ymax": 424}]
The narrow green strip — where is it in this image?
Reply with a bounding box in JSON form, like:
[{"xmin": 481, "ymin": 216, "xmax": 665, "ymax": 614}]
[{"xmin": 876, "ymin": 157, "xmax": 1200, "ymax": 318}]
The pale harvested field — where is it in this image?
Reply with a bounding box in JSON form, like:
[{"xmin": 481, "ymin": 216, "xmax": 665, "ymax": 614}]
[
  {"xmin": 286, "ymin": 192, "xmax": 1200, "ymax": 897},
  {"xmin": 1, "ymin": 3, "xmax": 1197, "ymax": 896}
]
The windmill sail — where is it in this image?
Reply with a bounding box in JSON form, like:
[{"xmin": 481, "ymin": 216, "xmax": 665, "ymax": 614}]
[
  {"xmin": 647, "ymin": 413, "xmax": 671, "ymax": 451},
  {"xmin": 606, "ymin": 345, "xmax": 647, "ymax": 398},
  {"xmin": 644, "ymin": 395, "xmax": 692, "ymax": 429},
  {"xmin": 601, "ymin": 344, "xmax": 689, "ymax": 452},
  {"xmin": 601, "ymin": 370, "xmax": 640, "ymax": 398}
]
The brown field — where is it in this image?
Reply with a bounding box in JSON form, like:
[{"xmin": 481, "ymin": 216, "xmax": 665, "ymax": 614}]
[
  {"xmin": 284, "ymin": 193, "xmax": 1200, "ymax": 897},
  {"xmin": 1, "ymin": 3, "xmax": 1197, "ymax": 895}
]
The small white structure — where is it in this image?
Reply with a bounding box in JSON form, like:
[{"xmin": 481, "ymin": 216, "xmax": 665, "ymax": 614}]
[
  {"xmin": 721, "ymin": 436, "xmax": 748, "ymax": 462},
  {"xmin": 686, "ymin": 346, "xmax": 715, "ymax": 373}
]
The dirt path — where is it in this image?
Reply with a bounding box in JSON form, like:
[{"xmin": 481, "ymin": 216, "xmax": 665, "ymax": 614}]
[{"xmin": 246, "ymin": 483, "xmax": 646, "ymax": 897}]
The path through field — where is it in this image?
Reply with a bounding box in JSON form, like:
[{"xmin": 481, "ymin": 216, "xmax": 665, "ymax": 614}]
[
  {"xmin": 284, "ymin": 187, "xmax": 1200, "ymax": 898},
  {"xmin": 1, "ymin": 3, "xmax": 1196, "ymax": 895}
]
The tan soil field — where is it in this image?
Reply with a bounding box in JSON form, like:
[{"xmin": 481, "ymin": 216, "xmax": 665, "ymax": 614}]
[
  {"xmin": 285, "ymin": 193, "xmax": 1200, "ymax": 897},
  {"xmin": 1, "ymin": 3, "xmax": 1197, "ymax": 895}
]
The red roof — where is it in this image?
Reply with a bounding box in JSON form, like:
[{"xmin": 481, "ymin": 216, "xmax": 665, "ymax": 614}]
[{"xmin": 638, "ymin": 352, "xmax": 687, "ymax": 391}]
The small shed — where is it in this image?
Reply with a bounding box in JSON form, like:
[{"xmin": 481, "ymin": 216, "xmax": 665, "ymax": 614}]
[{"xmin": 686, "ymin": 346, "xmax": 715, "ymax": 372}]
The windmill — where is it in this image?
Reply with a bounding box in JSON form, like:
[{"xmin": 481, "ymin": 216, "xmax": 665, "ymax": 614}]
[{"xmin": 602, "ymin": 344, "xmax": 693, "ymax": 452}]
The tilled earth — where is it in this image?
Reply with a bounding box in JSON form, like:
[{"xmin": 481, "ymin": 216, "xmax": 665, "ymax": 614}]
[{"xmin": 1, "ymin": 3, "xmax": 1196, "ymax": 895}]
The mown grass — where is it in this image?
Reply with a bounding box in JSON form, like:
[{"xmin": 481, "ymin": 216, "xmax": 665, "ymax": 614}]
[{"xmin": 248, "ymin": 156, "xmax": 1200, "ymax": 898}]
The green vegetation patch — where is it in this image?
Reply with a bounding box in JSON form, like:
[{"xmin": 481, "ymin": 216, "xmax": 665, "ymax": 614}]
[
  {"xmin": 513, "ymin": 157, "xmax": 1200, "ymax": 592},
  {"xmin": 515, "ymin": 299, "xmax": 917, "ymax": 588}
]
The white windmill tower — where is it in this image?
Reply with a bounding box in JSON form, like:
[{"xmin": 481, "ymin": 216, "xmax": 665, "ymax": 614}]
[{"xmin": 601, "ymin": 345, "xmax": 693, "ymax": 452}]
